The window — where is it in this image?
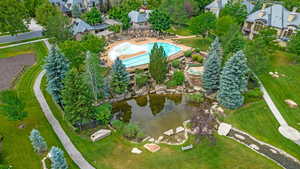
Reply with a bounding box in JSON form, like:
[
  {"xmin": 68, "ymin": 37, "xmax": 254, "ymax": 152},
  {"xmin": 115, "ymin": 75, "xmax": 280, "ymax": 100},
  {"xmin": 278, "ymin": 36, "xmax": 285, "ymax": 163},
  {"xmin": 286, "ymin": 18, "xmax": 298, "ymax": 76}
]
[
  {"xmin": 254, "ymin": 20, "xmax": 265, "ymax": 32},
  {"xmin": 282, "ymin": 29, "xmax": 294, "ymax": 38}
]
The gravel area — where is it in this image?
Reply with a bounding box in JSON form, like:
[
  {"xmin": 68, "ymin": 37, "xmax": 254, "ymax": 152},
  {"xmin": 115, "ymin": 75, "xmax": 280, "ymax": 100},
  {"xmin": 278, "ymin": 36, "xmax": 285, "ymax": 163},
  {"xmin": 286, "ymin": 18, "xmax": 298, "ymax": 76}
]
[{"xmin": 0, "ymin": 54, "xmax": 35, "ymax": 90}]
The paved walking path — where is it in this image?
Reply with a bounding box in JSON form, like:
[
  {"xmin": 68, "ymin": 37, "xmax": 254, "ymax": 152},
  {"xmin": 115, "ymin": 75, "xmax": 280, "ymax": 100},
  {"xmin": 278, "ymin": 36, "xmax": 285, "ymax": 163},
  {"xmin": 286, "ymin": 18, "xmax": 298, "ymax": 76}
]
[
  {"xmin": 0, "ymin": 38, "xmax": 47, "ymax": 49},
  {"xmin": 0, "ymin": 31, "xmax": 43, "ymax": 44},
  {"xmin": 32, "ymin": 40, "xmax": 95, "ymax": 169}
]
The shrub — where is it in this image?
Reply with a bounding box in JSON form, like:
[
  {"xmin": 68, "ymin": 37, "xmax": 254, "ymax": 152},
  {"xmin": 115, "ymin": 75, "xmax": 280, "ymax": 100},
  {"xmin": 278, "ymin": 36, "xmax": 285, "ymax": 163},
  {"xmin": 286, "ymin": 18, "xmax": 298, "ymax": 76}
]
[
  {"xmin": 244, "ymin": 88, "xmax": 263, "ymax": 103},
  {"xmin": 173, "ymin": 71, "xmax": 185, "ymax": 85},
  {"xmin": 135, "ymin": 73, "xmax": 148, "ymax": 88},
  {"xmin": 95, "ymin": 103, "xmax": 112, "ymax": 125},
  {"xmin": 184, "ymin": 50, "xmax": 193, "ymax": 57},
  {"xmin": 166, "ymin": 80, "xmax": 177, "ymax": 88},
  {"xmin": 29, "ymin": 129, "xmax": 47, "ymax": 153},
  {"xmin": 192, "ymin": 54, "xmax": 203, "ymax": 63},
  {"xmin": 122, "ymin": 123, "xmax": 140, "ymax": 138},
  {"xmin": 171, "ymin": 59, "xmax": 181, "ymax": 69},
  {"xmin": 186, "ymin": 93, "xmax": 204, "ymax": 103},
  {"xmin": 111, "ymin": 120, "xmax": 125, "ymax": 131},
  {"xmin": 193, "ymin": 48, "xmax": 201, "ymax": 53},
  {"xmin": 136, "ymin": 130, "xmax": 145, "ymax": 141},
  {"xmin": 109, "ymin": 24, "xmax": 121, "ymax": 33}
]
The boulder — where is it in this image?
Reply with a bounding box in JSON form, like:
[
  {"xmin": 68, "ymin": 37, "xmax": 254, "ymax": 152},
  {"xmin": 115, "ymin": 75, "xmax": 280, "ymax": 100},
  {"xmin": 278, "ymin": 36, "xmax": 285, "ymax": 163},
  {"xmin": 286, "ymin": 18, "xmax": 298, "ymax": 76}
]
[
  {"xmin": 157, "ymin": 136, "xmax": 164, "ymax": 142},
  {"xmin": 234, "ymin": 134, "xmax": 245, "ymax": 140},
  {"xmin": 144, "ymin": 143, "xmax": 160, "ymax": 152},
  {"xmin": 142, "ymin": 136, "xmax": 151, "ymax": 142},
  {"xmin": 155, "ymin": 85, "xmax": 166, "ymax": 92},
  {"xmin": 176, "ymin": 126, "xmax": 185, "ymax": 134},
  {"xmin": 131, "ymin": 148, "xmax": 142, "ymax": 154},
  {"xmin": 217, "ymin": 123, "xmax": 232, "ymax": 136},
  {"xmin": 164, "ymin": 129, "xmax": 174, "ymax": 136},
  {"xmin": 149, "ymin": 138, "xmax": 155, "ymax": 142},
  {"xmin": 90, "ymin": 129, "xmax": 111, "ymax": 142},
  {"xmin": 216, "ymin": 107, "xmax": 224, "ymax": 114},
  {"xmin": 284, "ymin": 99, "xmax": 298, "ymax": 108},
  {"xmin": 249, "ymin": 144, "xmax": 260, "ymax": 150},
  {"xmin": 181, "ymin": 144, "xmax": 193, "ymax": 151}
]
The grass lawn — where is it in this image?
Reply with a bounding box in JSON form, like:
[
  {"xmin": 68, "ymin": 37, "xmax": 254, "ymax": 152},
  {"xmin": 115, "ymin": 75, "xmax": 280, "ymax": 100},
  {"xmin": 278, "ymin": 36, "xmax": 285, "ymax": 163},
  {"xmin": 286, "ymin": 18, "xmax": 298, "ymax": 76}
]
[
  {"xmin": 0, "ymin": 42, "xmax": 78, "ymax": 169},
  {"xmin": 42, "ymin": 78, "xmax": 281, "ymax": 169},
  {"xmin": 259, "ymin": 50, "xmax": 300, "ymax": 130},
  {"xmin": 167, "ymin": 26, "xmax": 194, "ymax": 36},
  {"xmin": 176, "ymin": 37, "xmax": 212, "ymax": 51}
]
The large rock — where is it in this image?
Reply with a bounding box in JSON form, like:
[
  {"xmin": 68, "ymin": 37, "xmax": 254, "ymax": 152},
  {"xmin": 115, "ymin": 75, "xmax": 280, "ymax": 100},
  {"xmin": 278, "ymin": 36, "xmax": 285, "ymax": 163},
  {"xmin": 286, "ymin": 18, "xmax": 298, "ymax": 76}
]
[
  {"xmin": 144, "ymin": 143, "xmax": 160, "ymax": 152},
  {"xmin": 176, "ymin": 126, "xmax": 185, "ymax": 134},
  {"xmin": 155, "ymin": 85, "xmax": 166, "ymax": 92},
  {"xmin": 90, "ymin": 129, "xmax": 111, "ymax": 142},
  {"xmin": 217, "ymin": 123, "xmax": 232, "ymax": 136},
  {"xmin": 131, "ymin": 148, "xmax": 142, "ymax": 154},
  {"xmin": 163, "ymin": 129, "xmax": 174, "ymax": 136},
  {"xmin": 284, "ymin": 99, "xmax": 298, "ymax": 108}
]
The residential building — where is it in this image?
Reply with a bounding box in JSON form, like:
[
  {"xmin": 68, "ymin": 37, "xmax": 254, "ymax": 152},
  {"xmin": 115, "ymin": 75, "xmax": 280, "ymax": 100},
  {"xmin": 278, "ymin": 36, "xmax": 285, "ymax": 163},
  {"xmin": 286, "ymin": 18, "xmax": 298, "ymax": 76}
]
[
  {"xmin": 49, "ymin": 0, "xmax": 103, "ymax": 13},
  {"xmin": 205, "ymin": 0, "xmax": 254, "ymax": 17},
  {"xmin": 243, "ymin": 4, "xmax": 300, "ymax": 40},
  {"xmin": 128, "ymin": 9, "xmax": 152, "ymax": 28}
]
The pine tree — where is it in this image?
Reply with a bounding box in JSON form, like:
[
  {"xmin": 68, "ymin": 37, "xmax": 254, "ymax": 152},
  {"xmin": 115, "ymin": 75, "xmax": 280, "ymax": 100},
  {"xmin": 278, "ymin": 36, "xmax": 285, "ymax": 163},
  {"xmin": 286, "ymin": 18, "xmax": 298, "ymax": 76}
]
[
  {"xmin": 111, "ymin": 58, "xmax": 130, "ymax": 94},
  {"xmin": 29, "ymin": 129, "xmax": 47, "ymax": 153},
  {"xmin": 62, "ymin": 69, "xmax": 95, "ymax": 127},
  {"xmin": 149, "ymin": 43, "xmax": 168, "ymax": 84},
  {"xmin": 49, "ymin": 146, "xmax": 68, "ymax": 169},
  {"xmin": 202, "ymin": 37, "xmax": 222, "ymax": 92},
  {"xmin": 44, "ymin": 46, "xmax": 69, "ymax": 106},
  {"xmin": 84, "ymin": 51, "xmax": 104, "ymax": 102},
  {"xmin": 71, "ymin": 4, "xmax": 81, "ymax": 18},
  {"xmin": 217, "ymin": 50, "xmax": 249, "ymax": 109}
]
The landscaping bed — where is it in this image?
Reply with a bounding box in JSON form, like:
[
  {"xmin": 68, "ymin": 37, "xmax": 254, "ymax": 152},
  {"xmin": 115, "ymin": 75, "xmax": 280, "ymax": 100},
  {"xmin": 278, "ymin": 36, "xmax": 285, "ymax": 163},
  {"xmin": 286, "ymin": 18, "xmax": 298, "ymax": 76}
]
[{"xmin": 0, "ymin": 54, "xmax": 35, "ymax": 90}]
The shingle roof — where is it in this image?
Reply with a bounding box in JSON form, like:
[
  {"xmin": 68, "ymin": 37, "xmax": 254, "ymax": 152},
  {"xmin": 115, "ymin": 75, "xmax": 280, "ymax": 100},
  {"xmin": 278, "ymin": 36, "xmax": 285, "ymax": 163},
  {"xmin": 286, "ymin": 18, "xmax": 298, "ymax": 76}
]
[
  {"xmin": 71, "ymin": 18, "xmax": 110, "ymax": 35},
  {"xmin": 246, "ymin": 4, "xmax": 300, "ymax": 29},
  {"xmin": 128, "ymin": 10, "xmax": 152, "ymax": 23},
  {"xmin": 205, "ymin": 0, "xmax": 254, "ymax": 13}
]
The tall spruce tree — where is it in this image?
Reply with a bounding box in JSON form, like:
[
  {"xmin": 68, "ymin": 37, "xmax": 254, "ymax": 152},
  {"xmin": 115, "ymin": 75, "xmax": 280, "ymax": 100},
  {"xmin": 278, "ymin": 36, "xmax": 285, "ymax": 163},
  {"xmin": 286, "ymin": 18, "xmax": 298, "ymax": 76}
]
[
  {"xmin": 217, "ymin": 50, "xmax": 249, "ymax": 109},
  {"xmin": 149, "ymin": 43, "xmax": 168, "ymax": 84},
  {"xmin": 49, "ymin": 146, "xmax": 68, "ymax": 169},
  {"xmin": 44, "ymin": 46, "xmax": 69, "ymax": 106},
  {"xmin": 111, "ymin": 58, "xmax": 130, "ymax": 94},
  {"xmin": 62, "ymin": 69, "xmax": 95, "ymax": 127},
  {"xmin": 29, "ymin": 129, "xmax": 47, "ymax": 153},
  {"xmin": 84, "ymin": 51, "xmax": 104, "ymax": 102},
  {"xmin": 202, "ymin": 37, "xmax": 222, "ymax": 92},
  {"xmin": 71, "ymin": 4, "xmax": 81, "ymax": 18}
]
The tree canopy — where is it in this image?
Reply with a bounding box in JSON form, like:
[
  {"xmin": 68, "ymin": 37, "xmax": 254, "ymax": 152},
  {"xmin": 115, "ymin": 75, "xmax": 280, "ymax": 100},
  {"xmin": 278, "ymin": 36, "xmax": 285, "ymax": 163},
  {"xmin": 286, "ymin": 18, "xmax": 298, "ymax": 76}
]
[
  {"xmin": 189, "ymin": 12, "xmax": 216, "ymax": 36},
  {"xmin": 288, "ymin": 31, "xmax": 300, "ymax": 58},
  {"xmin": 148, "ymin": 9, "xmax": 171, "ymax": 32},
  {"xmin": 220, "ymin": 2, "xmax": 248, "ymax": 25},
  {"xmin": 82, "ymin": 7, "xmax": 102, "ymax": 25},
  {"xmin": 35, "ymin": 1, "xmax": 60, "ymax": 26},
  {"xmin": 111, "ymin": 58, "xmax": 130, "ymax": 94}
]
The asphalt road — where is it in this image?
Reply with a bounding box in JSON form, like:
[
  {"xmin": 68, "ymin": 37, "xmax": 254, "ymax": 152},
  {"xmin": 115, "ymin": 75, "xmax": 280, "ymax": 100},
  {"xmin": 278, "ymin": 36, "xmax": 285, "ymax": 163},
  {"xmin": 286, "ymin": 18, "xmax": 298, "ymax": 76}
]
[{"xmin": 0, "ymin": 31, "xmax": 43, "ymax": 44}]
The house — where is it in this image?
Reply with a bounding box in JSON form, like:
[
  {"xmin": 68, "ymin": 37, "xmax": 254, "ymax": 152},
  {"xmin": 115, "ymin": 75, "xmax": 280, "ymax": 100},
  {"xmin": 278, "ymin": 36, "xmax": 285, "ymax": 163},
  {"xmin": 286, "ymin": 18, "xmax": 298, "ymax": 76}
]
[
  {"xmin": 71, "ymin": 18, "xmax": 121, "ymax": 39},
  {"xmin": 205, "ymin": 0, "xmax": 254, "ymax": 17},
  {"xmin": 49, "ymin": 0, "xmax": 102, "ymax": 13},
  {"xmin": 243, "ymin": 4, "xmax": 300, "ymax": 40},
  {"xmin": 128, "ymin": 9, "xmax": 152, "ymax": 28}
]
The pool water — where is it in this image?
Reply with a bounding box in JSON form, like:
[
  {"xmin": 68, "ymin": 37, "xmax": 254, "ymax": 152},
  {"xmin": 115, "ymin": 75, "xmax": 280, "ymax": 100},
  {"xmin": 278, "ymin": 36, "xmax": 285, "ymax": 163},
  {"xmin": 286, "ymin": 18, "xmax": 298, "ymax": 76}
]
[{"xmin": 109, "ymin": 42, "xmax": 182, "ymax": 68}]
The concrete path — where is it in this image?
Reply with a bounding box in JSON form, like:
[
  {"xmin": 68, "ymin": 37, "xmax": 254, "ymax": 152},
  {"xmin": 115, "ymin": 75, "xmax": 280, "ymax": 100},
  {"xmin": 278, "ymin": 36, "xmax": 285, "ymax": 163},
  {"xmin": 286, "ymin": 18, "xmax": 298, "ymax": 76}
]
[
  {"xmin": 0, "ymin": 38, "xmax": 47, "ymax": 49},
  {"xmin": 0, "ymin": 31, "xmax": 43, "ymax": 44}
]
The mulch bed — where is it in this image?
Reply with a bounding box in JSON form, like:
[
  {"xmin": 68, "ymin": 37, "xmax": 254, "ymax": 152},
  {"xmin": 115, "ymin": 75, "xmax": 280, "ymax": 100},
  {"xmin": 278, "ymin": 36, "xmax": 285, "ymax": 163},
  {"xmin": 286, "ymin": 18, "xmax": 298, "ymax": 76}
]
[{"xmin": 0, "ymin": 54, "xmax": 35, "ymax": 90}]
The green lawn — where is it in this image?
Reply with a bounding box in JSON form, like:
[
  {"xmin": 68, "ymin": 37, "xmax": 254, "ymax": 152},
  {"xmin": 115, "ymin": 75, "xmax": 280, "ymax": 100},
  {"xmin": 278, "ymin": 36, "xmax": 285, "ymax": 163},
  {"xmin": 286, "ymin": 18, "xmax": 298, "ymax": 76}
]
[
  {"xmin": 167, "ymin": 26, "xmax": 194, "ymax": 36},
  {"xmin": 0, "ymin": 42, "xmax": 78, "ymax": 169},
  {"xmin": 42, "ymin": 77, "xmax": 281, "ymax": 169},
  {"xmin": 176, "ymin": 37, "xmax": 212, "ymax": 51}
]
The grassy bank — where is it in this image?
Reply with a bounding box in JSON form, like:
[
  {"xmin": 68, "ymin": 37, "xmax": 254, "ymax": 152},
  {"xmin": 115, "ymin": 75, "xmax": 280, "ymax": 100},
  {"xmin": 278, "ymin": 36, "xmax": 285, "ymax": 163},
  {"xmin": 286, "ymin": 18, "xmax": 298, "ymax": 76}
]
[
  {"xmin": 176, "ymin": 37, "xmax": 212, "ymax": 51},
  {"xmin": 42, "ymin": 77, "xmax": 281, "ymax": 169},
  {"xmin": 0, "ymin": 42, "xmax": 78, "ymax": 169}
]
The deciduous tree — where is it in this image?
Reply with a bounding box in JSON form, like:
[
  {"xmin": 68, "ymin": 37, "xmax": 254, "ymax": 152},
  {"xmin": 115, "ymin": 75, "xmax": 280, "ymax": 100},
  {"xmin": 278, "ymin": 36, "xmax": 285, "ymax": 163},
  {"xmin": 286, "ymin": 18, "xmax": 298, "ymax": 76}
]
[
  {"xmin": 189, "ymin": 12, "xmax": 216, "ymax": 36},
  {"xmin": 82, "ymin": 7, "xmax": 102, "ymax": 25},
  {"xmin": 148, "ymin": 9, "xmax": 171, "ymax": 32},
  {"xmin": 35, "ymin": 1, "xmax": 60, "ymax": 26},
  {"xmin": 220, "ymin": 1, "xmax": 248, "ymax": 24}
]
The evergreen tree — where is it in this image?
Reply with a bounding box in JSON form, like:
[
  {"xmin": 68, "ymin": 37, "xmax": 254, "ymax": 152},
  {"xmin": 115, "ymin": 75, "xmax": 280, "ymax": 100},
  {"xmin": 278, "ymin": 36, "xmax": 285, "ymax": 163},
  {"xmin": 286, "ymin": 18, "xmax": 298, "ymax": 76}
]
[
  {"xmin": 44, "ymin": 46, "xmax": 69, "ymax": 106},
  {"xmin": 149, "ymin": 43, "xmax": 168, "ymax": 84},
  {"xmin": 29, "ymin": 129, "xmax": 47, "ymax": 153},
  {"xmin": 71, "ymin": 4, "xmax": 81, "ymax": 18},
  {"xmin": 84, "ymin": 51, "xmax": 104, "ymax": 102},
  {"xmin": 217, "ymin": 51, "xmax": 249, "ymax": 109},
  {"xmin": 49, "ymin": 146, "xmax": 68, "ymax": 169},
  {"xmin": 62, "ymin": 69, "xmax": 95, "ymax": 127},
  {"xmin": 202, "ymin": 37, "xmax": 222, "ymax": 92},
  {"xmin": 111, "ymin": 58, "xmax": 130, "ymax": 94}
]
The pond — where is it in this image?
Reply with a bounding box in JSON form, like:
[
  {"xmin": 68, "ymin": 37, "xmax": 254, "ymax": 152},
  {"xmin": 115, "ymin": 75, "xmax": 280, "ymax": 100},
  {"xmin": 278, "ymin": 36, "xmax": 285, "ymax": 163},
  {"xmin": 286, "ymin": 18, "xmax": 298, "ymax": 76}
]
[{"xmin": 112, "ymin": 94, "xmax": 210, "ymax": 138}]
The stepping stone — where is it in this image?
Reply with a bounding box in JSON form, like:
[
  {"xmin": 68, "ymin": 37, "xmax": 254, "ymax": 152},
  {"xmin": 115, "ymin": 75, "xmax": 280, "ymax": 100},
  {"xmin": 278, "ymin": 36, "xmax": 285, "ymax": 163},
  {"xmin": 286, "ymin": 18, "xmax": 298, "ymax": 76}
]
[
  {"xmin": 131, "ymin": 148, "xmax": 142, "ymax": 154},
  {"xmin": 164, "ymin": 129, "xmax": 174, "ymax": 136},
  {"xmin": 217, "ymin": 123, "xmax": 232, "ymax": 136},
  {"xmin": 181, "ymin": 144, "xmax": 193, "ymax": 151},
  {"xmin": 157, "ymin": 136, "xmax": 164, "ymax": 142},
  {"xmin": 234, "ymin": 134, "xmax": 245, "ymax": 140},
  {"xmin": 249, "ymin": 144, "xmax": 260, "ymax": 150},
  {"xmin": 144, "ymin": 143, "xmax": 160, "ymax": 152},
  {"xmin": 176, "ymin": 126, "xmax": 185, "ymax": 133},
  {"xmin": 270, "ymin": 149, "xmax": 278, "ymax": 154},
  {"xmin": 148, "ymin": 138, "xmax": 155, "ymax": 142}
]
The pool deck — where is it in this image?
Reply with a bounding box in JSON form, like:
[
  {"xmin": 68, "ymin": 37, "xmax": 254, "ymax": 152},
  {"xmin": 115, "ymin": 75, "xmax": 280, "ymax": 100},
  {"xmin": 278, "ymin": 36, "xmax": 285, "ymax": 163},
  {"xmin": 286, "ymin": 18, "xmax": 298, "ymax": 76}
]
[{"xmin": 104, "ymin": 38, "xmax": 192, "ymax": 71}]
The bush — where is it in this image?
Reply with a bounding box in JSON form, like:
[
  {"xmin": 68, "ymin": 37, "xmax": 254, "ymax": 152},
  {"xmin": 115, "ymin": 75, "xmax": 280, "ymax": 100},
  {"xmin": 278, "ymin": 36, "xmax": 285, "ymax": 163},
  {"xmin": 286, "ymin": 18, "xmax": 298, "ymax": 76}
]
[
  {"xmin": 122, "ymin": 123, "xmax": 140, "ymax": 139},
  {"xmin": 171, "ymin": 59, "xmax": 181, "ymax": 69},
  {"xmin": 244, "ymin": 88, "xmax": 263, "ymax": 103},
  {"xmin": 166, "ymin": 80, "xmax": 177, "ymax": 88},
  {"xmin": 173, "ymin": 71, "xmax": 185, "ymax": 85},
  {"xmin": 136, "ymin": 130, "xmax": 145, "ymax": 141},
  {"xmin": 95, "ymin": 103, "xmax": 112, "ymax": 125},
  {"xmin": 135, "ymin": 73, "xmax": 148, "ymax": 88},
  {"xmin": 109, "ymin": 24, "xmax": 121, "ymax": 33},
  {"xmin": 192, "ymin": 54, "xmax": 203, "ymax": 63},
  {"xmin": 111, "ymin": 120, "xmax": 125, "ymax": 130},
  {"xmin": 184, "ymin": 50, "xmax": 193, "ymax": 57},
  {"xmin": 186, "ymin": 93, "xmax": 204, "ymax": 103},
  {"xmin": 193, "ymin": 48, "xmax": 201, "ymax": 53}
]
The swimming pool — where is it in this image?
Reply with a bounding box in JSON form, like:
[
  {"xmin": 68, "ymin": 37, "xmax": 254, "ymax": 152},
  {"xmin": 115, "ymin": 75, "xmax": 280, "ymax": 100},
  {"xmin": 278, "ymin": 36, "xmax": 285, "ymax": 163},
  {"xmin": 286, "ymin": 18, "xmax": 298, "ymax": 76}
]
[{"xmin": 109, "ymin": 42, "xmax": 182, "ymax": 68}]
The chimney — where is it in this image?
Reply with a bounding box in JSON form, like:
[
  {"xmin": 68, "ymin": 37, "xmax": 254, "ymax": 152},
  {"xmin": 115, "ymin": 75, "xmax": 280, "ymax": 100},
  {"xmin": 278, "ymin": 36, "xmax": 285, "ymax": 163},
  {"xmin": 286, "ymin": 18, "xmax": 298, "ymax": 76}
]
[
  {"xmin": 258, "ymin": 3, "xmax": 267, "ymax": 17},
  {"xmin": 288, "ymin": 7, "xmax": 298, "ymax": 22}
]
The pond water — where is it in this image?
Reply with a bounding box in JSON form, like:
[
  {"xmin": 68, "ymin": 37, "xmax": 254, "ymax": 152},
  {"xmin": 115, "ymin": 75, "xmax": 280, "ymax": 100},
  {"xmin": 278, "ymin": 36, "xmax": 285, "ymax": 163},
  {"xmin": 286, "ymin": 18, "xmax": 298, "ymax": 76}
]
[{"xmin": 112, "ymin": 94, "xmax": 209, "ymax": 138}]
